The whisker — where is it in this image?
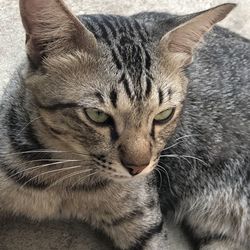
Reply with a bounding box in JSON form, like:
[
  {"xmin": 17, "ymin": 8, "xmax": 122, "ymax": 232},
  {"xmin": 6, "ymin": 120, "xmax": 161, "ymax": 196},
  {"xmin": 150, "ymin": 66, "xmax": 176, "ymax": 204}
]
[
  {"xmin": 155, "ymin": 168, "xmax": 163, "ymax": 190},
  {"xmin": 160, "ymin": 153, "xmax": 206, "ymax": 166},
  {"xmin": 18, "ymin": 165, "xmax": 91, "ymax": 189},
  {"xmin": 160, "ymin": 154, "xmax": 180, "ymax": 159},
  {"xmin": 159, "ymin": 154, "xmax": 197, "ymax": 167},
  {"xmin": 162, "ymin": 134, "xmax": 200, "ymax": 151},
  {"xmin": 180, "ymin": 155, "xmax": 208, "ymax": 166},
  {"xmin": 163, "ymin": 141, "xmax": 184, "ymax": 151},
  {"xmin": 157, "ymin": 165, "xmax": 173, "ymax": 192},
  {"xmin": 175, "ymin": 134, "xmax": 199, "ymax": 142},
  {"xmin": 157, "ymin": 164, "xmax": 175, "ymax": 197},
  {"xmin": 5, "ymin": 159, "xmax": 82, "ymax": 182},
  {"xmin": 16, "ymin": 116, "xmax": 42, "ymax": 137},
  {"xmin": 46, "ymin": 168, "xmax": 95, "ymax": 189},
  {"xmin": 71, "ymin": 171, "xmax": 101, "ymax": 187},
  {"xmin": 0, "ymin": 150, "xmax": 91, "ymax": 158}
]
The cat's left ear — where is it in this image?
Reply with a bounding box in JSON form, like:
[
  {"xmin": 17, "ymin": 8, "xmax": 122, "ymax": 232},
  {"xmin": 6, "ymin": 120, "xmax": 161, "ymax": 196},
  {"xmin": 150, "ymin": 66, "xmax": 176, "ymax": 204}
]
[{"xmin": 159, "ymin": 3, "xmax": 236, "ymax": 67}]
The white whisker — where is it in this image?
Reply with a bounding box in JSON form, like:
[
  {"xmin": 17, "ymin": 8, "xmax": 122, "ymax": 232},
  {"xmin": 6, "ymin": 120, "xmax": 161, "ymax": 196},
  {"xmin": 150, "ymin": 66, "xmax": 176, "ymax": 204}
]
[
  {"xmin": 0, "ymin": 150, "xmax": 91, "ymax": 157},
  {"xmin": 72, "ymin": 171, "xmax": 101, "ymax": 187},
  {"xmin": 162, "ymin": 134, "xmax": 200, "ymax": 151},
  {"xmin": 5, "ymin": 159, "xmax": 82, "ymax": 182},
  {"xmin": 18, "ymin": 165, "xmax": 88, "ymax": 189},
  {"xmin": 155, "ymin": 168, "xmax": 163, "ymax": 190},
  {"xmin": 180, "ymin": 155, "xmax": 208, "ymax": 166},
  {"xmin": 157, "ymin": 163, "xmax": 175, "ymax": 197},
  {"xmin": 46, "ymin": 168, "xmax": 95, "ymax": 189},
  {"xmin": 16, "ymin": 116, "xmax": 42, "ymax": 136}
]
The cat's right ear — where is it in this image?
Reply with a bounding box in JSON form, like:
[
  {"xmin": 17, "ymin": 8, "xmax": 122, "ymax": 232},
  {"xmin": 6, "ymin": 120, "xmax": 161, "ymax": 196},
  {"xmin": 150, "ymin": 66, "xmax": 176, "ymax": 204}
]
[
  {"xmin": 19, "ymin": 0, "xmax": 97, "ymax": 68},
  {"xmin": 159, "ymin": 3, "xmax": 236, "ymax": 67}
]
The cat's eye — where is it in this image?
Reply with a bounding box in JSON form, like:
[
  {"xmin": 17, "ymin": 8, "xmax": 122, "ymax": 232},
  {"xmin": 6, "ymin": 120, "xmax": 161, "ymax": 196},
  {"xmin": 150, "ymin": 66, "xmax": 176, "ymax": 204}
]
[
  {"xmin": 154, "ymin": 108, "xmax": 175, "ymax": 124},
  {"xmin": 85, "ymin": 108, "xmax": 110, "ymax": 124}
]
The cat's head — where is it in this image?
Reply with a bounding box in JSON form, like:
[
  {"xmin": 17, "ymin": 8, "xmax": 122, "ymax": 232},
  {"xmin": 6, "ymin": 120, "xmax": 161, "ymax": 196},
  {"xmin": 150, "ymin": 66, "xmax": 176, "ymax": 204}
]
[{"xmin": 19, "ymin": 0, "xmax": 235, "ymax": 183}]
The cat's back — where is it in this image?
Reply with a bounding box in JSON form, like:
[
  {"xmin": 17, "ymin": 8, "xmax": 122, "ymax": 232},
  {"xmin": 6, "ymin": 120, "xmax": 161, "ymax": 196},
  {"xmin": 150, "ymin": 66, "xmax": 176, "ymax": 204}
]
[{"xmin": 182, "ymin": 26, "xmax": 250, "ymax": 159}]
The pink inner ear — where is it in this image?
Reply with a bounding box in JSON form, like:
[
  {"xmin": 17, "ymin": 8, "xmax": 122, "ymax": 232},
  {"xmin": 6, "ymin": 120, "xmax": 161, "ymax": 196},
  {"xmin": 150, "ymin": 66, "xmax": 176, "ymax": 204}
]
[
  {"xmin": 168, "ymin": 21, "xmax": 211, "ymax": 55},
  {"xmin": 160, "ymin": 3, "xmax": 236, "ymax": 60}
]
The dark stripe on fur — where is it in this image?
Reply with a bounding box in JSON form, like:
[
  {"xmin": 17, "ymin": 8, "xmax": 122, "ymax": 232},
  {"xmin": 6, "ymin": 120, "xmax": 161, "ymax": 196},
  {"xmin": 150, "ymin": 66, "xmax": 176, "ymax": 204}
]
[
  {"xmin": 110, "ymin": 89, "xmax": 118, "ymax": 108},
  {"xmin": 123, "ymin": 78, "xmax": 132, "ymax": 99},
  {"xmin": 97, "ymin": 22, "xmax": 110, "ymax": 41},
  {"xmin": 111, "ymin": 49, "xmax": 122, "ymax": 70},
  {"xmin": 133, "ymin": 20, "xmax": 147, "ymax": 43},
  {"xmin": 181, "ymin": 219, "xmax": 228, "ymax": 250},
  {"xmin": 102, "ymin": 16, "xmax": 117, "ymax": 38},
  {"xmin": 145, "ymin": 198, "xmax": 157, "ymax": 209},
  {"xmin": 168, "ymin": 88, "xmax": 173, "ymax": 100},
  {"xmin": 150, "ymin": 124, "xmax": 155, "ymax": 140},
  {"xmin": 71, "ymin": 179, "xmax": 110, "ymax": 192},
  {"xmin": 110, "ymin": 125, "xmax": 119, "ymax": 141},
  {"xmin": 199, "ymin": 235, "xmax": 229, "ymax": 248},
  {"xmin": 37, "ymin": 102, "xmax": 80, "ymax": 110},
  {"xmin": 158, "ymin": 88, "xmax": 163, "ymax": 105},
  {"xmin": 91, "ymin": 16, "xmax": 112, "ymax": 46},
  {"xmin": 145, "ymin": 77, "xmax": 152, "ymax": 97},
  {"xmin": 181, "ymin": 220, "xmax": 200, "ymax": 250},
  {"xmin": 246, "ymin": 169, "xmax": 250, "ymax": 183},
  {"xmin": 123, "ymin": 18, "xmax": 136, "ymax": 38},
  {"xmin": 102, "ymin": 209, "xmax": 144, "ymax": 227},
  {"xmin": 130, "ymin": 219, "xmax": 164, "ymax": 250},
  {"xmin": 144, "ymin": 49, "xmax": 151, "ymax": 71},
  {"xmin": 95, "ymin": 92, "xmax": 105, "ymax": 103},
  {"xmin": 119, "ymin": 73, "xmax": 132, "ymax": 99}
]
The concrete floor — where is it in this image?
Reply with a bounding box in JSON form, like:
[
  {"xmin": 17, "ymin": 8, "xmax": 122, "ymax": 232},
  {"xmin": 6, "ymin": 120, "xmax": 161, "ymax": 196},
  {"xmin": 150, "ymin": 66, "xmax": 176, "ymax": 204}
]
[{"xmin": 0, "ymin": 0, "xmax": 250, "ymax": 249}]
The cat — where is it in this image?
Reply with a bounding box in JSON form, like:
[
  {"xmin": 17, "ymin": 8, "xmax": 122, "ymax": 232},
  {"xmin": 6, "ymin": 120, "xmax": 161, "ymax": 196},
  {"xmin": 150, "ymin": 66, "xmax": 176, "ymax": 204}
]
[{"xmin": 0, "ymin": 0, "xmax": 249, "ymax": 250}]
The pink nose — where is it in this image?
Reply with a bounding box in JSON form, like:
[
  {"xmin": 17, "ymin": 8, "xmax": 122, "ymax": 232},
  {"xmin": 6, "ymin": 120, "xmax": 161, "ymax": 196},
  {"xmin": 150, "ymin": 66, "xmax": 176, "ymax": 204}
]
[
  {"xmin": 128, "ymin": 166, "xmax": 147, "ymax": 176},
  {"xmin": 120, "ymin": 157, "xmax": 149, "ymax": 176},
  {"xmin": 118, "ymin": 144, "xmax": 151, "ymax": 176}
]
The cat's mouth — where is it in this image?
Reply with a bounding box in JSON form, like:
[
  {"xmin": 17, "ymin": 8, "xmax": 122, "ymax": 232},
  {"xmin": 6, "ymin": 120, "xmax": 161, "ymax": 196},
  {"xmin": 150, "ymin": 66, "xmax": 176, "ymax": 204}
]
[
  {"xmin": 91, "ymin": 153, "xmax": 158, "ymax": 181},
  {"xmin": 110, "ymin": 161, "xmax": 157, "ymax": 181}
]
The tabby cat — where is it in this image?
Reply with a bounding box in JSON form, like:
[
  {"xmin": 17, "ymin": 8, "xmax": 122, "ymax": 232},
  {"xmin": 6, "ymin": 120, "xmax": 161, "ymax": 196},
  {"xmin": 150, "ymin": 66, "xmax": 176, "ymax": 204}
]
[{"xmin": 0, "ymin": 0, "xmax": 249, "ymax": 249}]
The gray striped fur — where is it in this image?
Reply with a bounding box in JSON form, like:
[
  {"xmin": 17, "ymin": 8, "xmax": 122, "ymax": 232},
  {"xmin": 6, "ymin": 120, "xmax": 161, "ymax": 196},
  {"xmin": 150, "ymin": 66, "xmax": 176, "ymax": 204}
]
[{"xmin": 0, "ymin": 1, "xmax": 249, "ymax": 249}]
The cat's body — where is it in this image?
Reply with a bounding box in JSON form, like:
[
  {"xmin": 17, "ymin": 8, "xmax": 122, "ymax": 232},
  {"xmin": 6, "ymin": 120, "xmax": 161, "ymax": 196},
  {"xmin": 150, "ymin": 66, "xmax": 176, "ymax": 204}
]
[
  {"xmin": 0, "ymin": 1, "xmax": 249, "ymax": 249},
  {"xmin": 159, "ymin": 25, "xmax": 250, "ymax": 249}
]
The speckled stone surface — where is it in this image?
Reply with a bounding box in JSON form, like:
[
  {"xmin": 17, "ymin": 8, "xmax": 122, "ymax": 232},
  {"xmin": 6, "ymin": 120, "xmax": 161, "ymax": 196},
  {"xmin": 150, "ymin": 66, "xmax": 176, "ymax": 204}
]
[{"xmin": 0, "ymin": 1, "xmax": 249, "ymax": 249}]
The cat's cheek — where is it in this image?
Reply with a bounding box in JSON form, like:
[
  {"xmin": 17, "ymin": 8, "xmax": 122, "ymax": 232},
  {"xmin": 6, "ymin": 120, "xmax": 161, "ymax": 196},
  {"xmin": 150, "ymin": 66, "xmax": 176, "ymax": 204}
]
[{"xmin": 156, "ymin": 116, "xmax": 180, "ymax": 143}]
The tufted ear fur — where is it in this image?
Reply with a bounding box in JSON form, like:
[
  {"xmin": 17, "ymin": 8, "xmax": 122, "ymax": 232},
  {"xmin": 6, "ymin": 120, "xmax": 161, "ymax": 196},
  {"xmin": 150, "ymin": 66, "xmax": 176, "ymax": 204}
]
[
  {"xmin": 20, "ymin": 0, "xmax": 97, "ymax": 67},
  {"xmin": 159, "ymin": 3, "xmax": 236, "ymax": 67}
]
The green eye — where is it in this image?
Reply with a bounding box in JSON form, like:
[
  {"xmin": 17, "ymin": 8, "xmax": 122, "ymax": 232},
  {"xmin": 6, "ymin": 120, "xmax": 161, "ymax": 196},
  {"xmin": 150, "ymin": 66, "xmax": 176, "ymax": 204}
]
[
  {"xmin": 85, "ymin": 108, "xmax": 110, "ymax": 124},
  {"xmin": 154, "ymin": 108, "xmax": 175, "ymax": 123}
]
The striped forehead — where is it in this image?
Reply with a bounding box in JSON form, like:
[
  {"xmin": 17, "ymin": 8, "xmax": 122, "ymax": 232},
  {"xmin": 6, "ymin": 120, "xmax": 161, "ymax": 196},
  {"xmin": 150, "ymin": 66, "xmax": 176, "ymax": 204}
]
[
  {"xmin": 94, "ymin": 84, "xmax": 165, "ymax": 112},
  {"xmin": 81, "ymin": 14, "xmax": 154, "ymax": 101}
]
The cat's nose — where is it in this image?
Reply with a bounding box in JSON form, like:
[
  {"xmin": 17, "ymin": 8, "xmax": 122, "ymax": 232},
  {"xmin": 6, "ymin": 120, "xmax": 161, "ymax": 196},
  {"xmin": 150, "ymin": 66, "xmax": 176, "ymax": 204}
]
[
  {"xmin": 119, "ymin": 145, "xmax": 151, "ymax": 176},
  {"xmin": 125, "ymin": 164, "xmax": 148, "ymax": 176},
  {"xmin": 120, "ymin": 158, "xmax": 150, "ymax": 176}
]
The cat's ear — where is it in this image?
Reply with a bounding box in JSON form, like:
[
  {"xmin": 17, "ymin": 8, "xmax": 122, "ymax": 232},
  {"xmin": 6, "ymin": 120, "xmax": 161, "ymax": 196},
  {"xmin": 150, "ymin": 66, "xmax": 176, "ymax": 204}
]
[
  {"xmin": 19, "ymin": 0, "xmax": 97, "ymax": 67},
  {"xmin": 159, "ymin": 3, "xmax": 236, "ymax": 67}
]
